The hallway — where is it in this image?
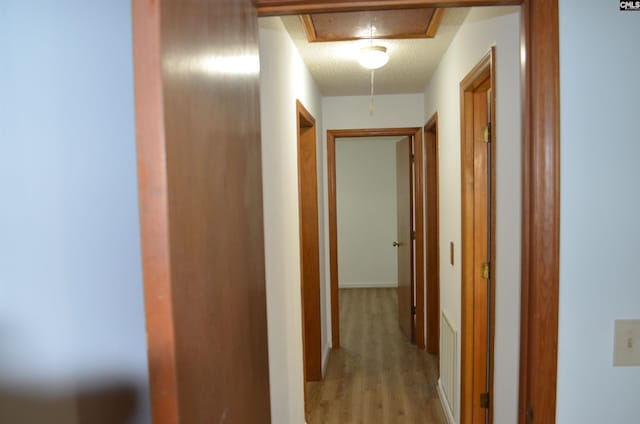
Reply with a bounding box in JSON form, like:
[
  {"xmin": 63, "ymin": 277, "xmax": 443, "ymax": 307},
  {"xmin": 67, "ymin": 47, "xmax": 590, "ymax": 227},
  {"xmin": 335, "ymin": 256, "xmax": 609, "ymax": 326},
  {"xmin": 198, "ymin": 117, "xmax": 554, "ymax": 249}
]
[{"xmin": 306, "ymin": 288, "xmax": 445, "ymax": 423}]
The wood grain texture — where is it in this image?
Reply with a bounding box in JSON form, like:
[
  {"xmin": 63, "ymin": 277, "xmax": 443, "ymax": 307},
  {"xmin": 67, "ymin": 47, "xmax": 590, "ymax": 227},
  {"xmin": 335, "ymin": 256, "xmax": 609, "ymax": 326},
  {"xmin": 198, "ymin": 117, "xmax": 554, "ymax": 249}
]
[
  {"xmin": 472, "ymin": 76, "xmax": 490, "ymax": 424},
  {"xmin": 327, "ymin": 128, "xmax": 426, "ymax": 353},
  {"xmin": 425, "ymin": 8, "xmax": 444, "ymax": 38},
  {"xmin": 133, "ymin": 0, "xmax": 271, "ymax": 422},
  {"xmin": 306, "ymin": 288, "xmax": 445, "ymax": 423},
  {"xmin": 327, "ymin": 134, "xmax": 340, "ymax": 349},
  {"xmin": 301, "ymin": 14, "xmax": 318, "ymax": 41},
  {"xmin": 518, "ymin": 0, "xmax": 561, "ymax": 423},
  {"xmin": 460, "ymin": 49, "xmax": 495, "ymax": 424},
  {"xmin": 414, "ymin": 129, "xmax": 426, "ymax": 349},
  {"xmin": 132, "ymin": 1, "xmax": 179, "ymax": 421},
  {"xmin": 255, "ymin": 0, "xmax": 521, "ymax": 16},
  {"xmin": 424, "ymin": 114, "xmax": 440, "ymax": 356},
  {"xmin": 297, "ymin": 100, "xmax": 323, "ymax": 382},
  {"xmin": 304, "ymin": 8, "xmax": 441, "ymax": 42},
  {"xmin": 396, "ymin": 137, "xmax": 413, "ymax": 342}
]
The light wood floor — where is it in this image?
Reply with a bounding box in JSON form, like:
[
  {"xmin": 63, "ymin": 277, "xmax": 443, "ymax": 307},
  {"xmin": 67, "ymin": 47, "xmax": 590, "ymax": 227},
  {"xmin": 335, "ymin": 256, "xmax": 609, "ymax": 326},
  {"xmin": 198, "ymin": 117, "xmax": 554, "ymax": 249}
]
[{"xmin": 306, "ymin": 288, "xmax": 446, "ymax": 423}]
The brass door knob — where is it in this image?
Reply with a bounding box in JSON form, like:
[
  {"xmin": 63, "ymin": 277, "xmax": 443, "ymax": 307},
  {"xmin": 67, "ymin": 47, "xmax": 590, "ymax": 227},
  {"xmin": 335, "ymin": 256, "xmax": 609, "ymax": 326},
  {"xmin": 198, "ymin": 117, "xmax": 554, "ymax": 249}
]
[{"xmin": 393, "ymin": 241, "xmax": 402, "ymax": 247}]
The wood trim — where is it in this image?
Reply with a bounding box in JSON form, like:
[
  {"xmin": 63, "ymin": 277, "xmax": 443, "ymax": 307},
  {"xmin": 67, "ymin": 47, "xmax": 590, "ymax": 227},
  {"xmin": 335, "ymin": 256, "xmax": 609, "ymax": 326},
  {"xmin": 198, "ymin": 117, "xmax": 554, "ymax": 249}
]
[
  {"xmin": 327, "ymin": 127, "xmax": 426, "ymax": 350},
  {"xmin": 301, "ymin": 15, "xmax": 318, "ymax": 42},
  {"xmin": 132, "ymin": 3, "xmax": 179, "ymax": 422},
  {"xmin": 424, "ymin": 113, "xmax": 440, "ymax": 356},
  {"xmin": 414, "ymin": 129, "xmax": 425, "ymax": 349},
  {"xmin": 519, "ymin": 1, "xmax": 560, "ymax": 423},
  {"xmin": 255, "ymin": 0, "xmax": 521, "ymax": 16},
  {"xmin": 488, "ymin": 53, "xmax": 497, "ymax": 424},
  {"xmin": 327, "ymin": 134, "xmax": 340, "ymax": 348},
  {"xmin": 301, "ymin": 7, "xmax": 444, "ymax": 42},
  {"xmin": 460, "ymin": 70, "xmax": 478, "ymax": 424},
  {"xmin": 296, "ymin": 100, "xmax": 322, "ymax": 383},
  {"xmin": 425, "ymin": 8, "xmax": 444, "ymax": 38},
  {"xmin": 297, "ymin": 99, "xmax": 316, "ymax": 127},
  {"xmin": 305, "ymin": 32, "xmax": 445, "ymax": 43},
  {"xmin": 460, "ymin": 48, "xmax": 495, "ymax": 424}
]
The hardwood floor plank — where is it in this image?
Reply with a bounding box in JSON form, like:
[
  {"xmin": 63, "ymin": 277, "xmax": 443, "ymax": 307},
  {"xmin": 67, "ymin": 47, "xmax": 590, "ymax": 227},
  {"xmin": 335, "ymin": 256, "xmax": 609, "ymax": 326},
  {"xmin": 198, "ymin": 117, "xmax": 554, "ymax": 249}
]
[{"xmin": 307, "ymin": 288, "xmax": 445, "ymax": 423}]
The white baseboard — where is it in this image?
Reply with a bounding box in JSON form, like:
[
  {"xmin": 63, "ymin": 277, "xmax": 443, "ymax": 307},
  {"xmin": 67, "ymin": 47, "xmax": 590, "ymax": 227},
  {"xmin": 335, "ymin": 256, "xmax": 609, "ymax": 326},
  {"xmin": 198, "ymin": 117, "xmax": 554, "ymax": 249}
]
[
  {"xmin": 338, "ymin": 281, "xmax": 397, "ymax": 289},
  {"xmin": 437, "ymin": 378, "xmax": 456, "ymax": 424},
  {"xmin": 321, "ymin": 344, "xmax": 331, "ymax": 378}
]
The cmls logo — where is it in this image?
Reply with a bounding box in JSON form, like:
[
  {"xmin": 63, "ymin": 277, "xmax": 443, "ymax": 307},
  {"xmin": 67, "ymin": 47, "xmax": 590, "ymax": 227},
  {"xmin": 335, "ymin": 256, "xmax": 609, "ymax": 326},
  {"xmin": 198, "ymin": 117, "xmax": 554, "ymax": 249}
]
[{"xmin": 620, "ymin": 0, "xmax": 640, "ymax": 10}]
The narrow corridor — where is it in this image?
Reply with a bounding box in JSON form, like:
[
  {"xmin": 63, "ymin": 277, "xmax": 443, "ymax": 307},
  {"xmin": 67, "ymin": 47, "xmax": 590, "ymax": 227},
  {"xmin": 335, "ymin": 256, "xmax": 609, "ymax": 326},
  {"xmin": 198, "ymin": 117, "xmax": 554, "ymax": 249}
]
[{"xmin": 306, "ymin": 288, "xmax": 445, "ymax": 423}]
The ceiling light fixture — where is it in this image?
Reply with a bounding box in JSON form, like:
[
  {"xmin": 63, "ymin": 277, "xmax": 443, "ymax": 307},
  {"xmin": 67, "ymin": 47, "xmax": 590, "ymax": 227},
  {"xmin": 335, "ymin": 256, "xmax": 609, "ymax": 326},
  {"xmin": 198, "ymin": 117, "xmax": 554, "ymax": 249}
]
[{"xmin": 358, "ymin": 45, "xmax": 389, "ymax": 70}]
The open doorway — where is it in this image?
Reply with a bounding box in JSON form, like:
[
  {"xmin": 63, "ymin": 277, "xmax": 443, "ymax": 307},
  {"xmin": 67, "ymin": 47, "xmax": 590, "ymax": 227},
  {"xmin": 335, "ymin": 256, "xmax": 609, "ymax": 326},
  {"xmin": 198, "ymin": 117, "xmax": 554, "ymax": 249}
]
[
  {"xmin": 315, "ymin": 128, "xmax": 439, "ymax": 422},
  {"xmin": 132, "ymin": 1, "xmax": 561, "ymax": 423},
  {"xmin": 327, "ymin": 128, "xmax": 426, "ymax": 352}
]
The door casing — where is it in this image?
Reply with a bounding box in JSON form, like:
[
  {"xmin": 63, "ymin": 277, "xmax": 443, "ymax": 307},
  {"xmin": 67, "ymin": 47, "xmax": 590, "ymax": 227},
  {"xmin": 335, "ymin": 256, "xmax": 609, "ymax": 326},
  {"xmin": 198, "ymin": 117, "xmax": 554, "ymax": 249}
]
[
  {"xmin": 296, "ymin": 100, "xmax": 323, "ymax": 384},
  {"xmin": 134, "ymin": 0, "xmax": 561, "ymax": 422},
  {"xmin": 424, "ymin": 113, "xmax": 440, "ymax": 357},
  {"xmin": 327, "ymin": 127, "xmax": 426, "ymax": 350}
]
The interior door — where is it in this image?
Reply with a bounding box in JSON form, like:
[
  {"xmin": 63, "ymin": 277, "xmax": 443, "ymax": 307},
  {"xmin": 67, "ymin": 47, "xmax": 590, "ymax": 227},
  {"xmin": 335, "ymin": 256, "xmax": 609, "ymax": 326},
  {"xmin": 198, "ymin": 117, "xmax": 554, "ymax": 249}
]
[{"xmin": 395, "ymin": 137, "xmax": 414, "ymax": 342}]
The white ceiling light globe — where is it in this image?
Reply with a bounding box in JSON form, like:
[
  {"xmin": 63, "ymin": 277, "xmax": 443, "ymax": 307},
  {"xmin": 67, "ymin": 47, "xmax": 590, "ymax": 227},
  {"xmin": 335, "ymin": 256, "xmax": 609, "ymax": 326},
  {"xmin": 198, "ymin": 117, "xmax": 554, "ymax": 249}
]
[{"xmin": 358, "ymin": 45, "xmax": 389, "ymax": 70}]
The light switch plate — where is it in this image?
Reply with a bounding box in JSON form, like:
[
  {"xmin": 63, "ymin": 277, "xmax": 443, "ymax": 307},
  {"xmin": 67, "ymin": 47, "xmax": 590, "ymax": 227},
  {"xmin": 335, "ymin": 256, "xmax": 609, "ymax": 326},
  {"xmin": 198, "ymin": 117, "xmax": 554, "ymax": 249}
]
[{"xmin": 613, "ymin": 319, "xmax": 640, "ymax": 367}]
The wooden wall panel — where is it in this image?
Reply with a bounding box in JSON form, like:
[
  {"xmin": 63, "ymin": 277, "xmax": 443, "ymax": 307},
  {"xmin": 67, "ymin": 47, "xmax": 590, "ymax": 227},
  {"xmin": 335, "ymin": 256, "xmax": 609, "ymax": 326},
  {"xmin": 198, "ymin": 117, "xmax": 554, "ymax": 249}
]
[{"xmin": 133, "ymin": 0, "xmax": 271, "ymax": 422}]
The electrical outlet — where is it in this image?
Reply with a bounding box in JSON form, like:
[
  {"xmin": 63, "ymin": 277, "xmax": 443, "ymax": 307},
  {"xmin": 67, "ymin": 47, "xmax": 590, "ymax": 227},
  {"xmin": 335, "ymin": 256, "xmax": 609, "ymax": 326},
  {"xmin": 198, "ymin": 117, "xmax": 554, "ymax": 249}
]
[{"xmin": 613, "ymin": 319, "xmax": 640, "ymax": 366}]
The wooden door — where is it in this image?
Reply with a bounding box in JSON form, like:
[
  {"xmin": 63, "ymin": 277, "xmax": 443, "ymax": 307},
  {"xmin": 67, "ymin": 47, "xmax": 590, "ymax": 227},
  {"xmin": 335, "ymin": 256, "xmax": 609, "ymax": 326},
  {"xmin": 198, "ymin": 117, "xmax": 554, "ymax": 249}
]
[
  {"xmin": 396, "ymin": 137, "xmax": 414, "ymax": 342},
  {"xmin": 461, "ymin": 49, "xmax": 495, "ymax": 424},
  {"xmin": 132, "ymin": 0, "xmax": 271, "ymax": 422}
]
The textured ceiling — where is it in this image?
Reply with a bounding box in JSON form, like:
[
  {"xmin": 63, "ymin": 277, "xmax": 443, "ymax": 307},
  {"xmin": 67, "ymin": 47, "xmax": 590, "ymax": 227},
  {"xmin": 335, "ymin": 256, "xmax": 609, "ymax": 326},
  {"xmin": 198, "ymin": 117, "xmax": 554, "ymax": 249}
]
[{"xmin": 279, "ymin": 8, "xmax": 470, "ymax": 96}]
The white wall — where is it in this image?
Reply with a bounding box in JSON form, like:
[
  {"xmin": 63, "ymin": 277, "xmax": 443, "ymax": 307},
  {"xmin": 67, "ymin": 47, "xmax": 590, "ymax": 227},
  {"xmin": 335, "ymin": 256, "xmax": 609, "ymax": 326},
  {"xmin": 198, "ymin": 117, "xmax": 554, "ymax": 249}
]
[
  {"xmin": 336, "ymin": 138, "xmax": 400, "ymax": 288},
  {"xmin": 0, "ymin": 1, "xmax": 150, "ymax": 422},
  {"xmin": 259, "ymin": 17, "xmax": 325, "ymax": 424},
  {"xmin": 423, "ymin": 7, "xmax": 521, "ymax": 423},
  {"xmin": 557, "ymin": 1, "xmax": 640, "ymax": 422},
  {"xmin": 322, "ymin": 94, "xmax": 425, "ymax": 130}
]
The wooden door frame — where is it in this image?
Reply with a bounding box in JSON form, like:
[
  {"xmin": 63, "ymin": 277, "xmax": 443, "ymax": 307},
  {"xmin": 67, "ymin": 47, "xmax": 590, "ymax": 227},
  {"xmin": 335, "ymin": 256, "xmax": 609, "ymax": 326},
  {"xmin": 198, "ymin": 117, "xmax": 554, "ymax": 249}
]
[
  {"xmin": 257, "ymin": 1, "xmax": 560, "ymax": 423},
  {"xmin": 135, "ymin": 0, "xmax": 559, "ymax": 422},
  {"xmin": 327, "ymin": 127, "xmax": 425, "ymax": 350},
  {"xmin": 460, "ymin": 48, "xmax": 496, "ymax": 424},
  {"xmin": 424, "ymin": 113, "xmax": 440, "ymax": 357},
  {"xmin": 296, "ymin": 100, "xmax": 323, "ymax": 383}
]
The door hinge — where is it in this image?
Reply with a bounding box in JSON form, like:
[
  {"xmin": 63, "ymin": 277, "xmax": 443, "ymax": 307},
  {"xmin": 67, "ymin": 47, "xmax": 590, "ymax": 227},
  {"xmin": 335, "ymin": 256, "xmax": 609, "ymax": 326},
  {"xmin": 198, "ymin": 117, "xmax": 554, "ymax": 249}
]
[
  {"xmin": 411, "ymin": 305, "xmax": 417, "ymax": 315},
  {"xmin": 411, "ymin": 153, "xmax": 415, "ymax": 162},
  {"xmin": 411, "ymin": 230, "xmax": 416, "ymax": 241},
  {"xmin": 480, "ymin": 392, "xmax": 490, "ymax": 409},
  {"xmin": 483, "ymin": 123, "xmax": 491, "ymax": 143},
  {"xmin": 481, "ymin": 262, "xmax": 490, "ymax": 280}
]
